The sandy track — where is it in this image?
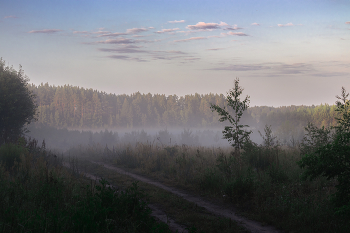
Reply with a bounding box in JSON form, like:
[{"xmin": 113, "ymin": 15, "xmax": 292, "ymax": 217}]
[
  {"xmin": 62, "ymin": 162, "xmax": 188, "ymax": 233},
  {"xmin": 93, "ymin": 161, "xmax": 281, "ymax": 233}
]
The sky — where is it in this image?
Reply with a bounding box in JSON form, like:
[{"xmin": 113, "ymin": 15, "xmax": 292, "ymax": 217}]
[{"xmin": 1, "ymin": 0, "xmax": 349, "ymax": 107}]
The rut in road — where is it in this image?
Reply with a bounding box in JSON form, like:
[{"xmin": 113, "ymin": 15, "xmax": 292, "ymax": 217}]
[{"xmin": 92, "ymin": 161, "xmax": 281, "ymax": 233}]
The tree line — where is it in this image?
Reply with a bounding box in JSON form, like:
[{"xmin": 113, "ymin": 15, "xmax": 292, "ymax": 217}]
[{"xmin": 28, "ymin": 83, "xmax": 339, "ymax": 131}]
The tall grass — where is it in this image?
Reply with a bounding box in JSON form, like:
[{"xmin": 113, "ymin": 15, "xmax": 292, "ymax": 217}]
[
  {"xmin": 0, "ymin": 140, "xmax": 170, "ymax": 233},
  {"xmin": 69, "ymin": 142, "xmax": 350, "ymax": 232}
]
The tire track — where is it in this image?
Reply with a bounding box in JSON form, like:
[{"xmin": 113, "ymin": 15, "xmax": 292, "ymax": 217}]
[{"xmin": 92, "ymin": 161, "xmax": 281, "ymax": 233}]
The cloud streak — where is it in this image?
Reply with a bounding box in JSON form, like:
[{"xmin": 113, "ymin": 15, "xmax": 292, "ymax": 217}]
[
  {"xmin": 210, "ymin": 62, "xmax": 318, "ymax": 76},
  {"xmin": 108, "ymin": 55, "xmax": 147, "ymax": 62},
  {"xmin": 98, "ymin": 46, "xmax": 149, "ymax": 54},
  {"xmin": 126, "ymin": 28, "xmax": 149, "ymax": 34},
  {"xmin": 4, "ymin": 15, "xmax": 18, "ymax": 19},
  {"xmin": 28, "ymin": 29, "xmax": 62, "ymax": 33},
  {"xmin": 223, "ymin": 32, "xmax": 248, "ymax": 36},
  {"xmin": 155, "ymin": 28, "xmax": 180, "ymax": 33},
  {"xmin": 224, "ymin": 25, "xmax": 243, "ymax": 30},
  {"xmin": 96, "ymin": 38, "xmax": 136, "ymax": 44},
  {"xmin": 277, "ymin": 23, "xmax": 294, "ymax": 27},
  {"xmin": 186, "ymin": 22, "xmax": 227, "ymax": 30},
  {"xmin": 174, "ymin": 37, "xmax": 207, "ymax": 42},
  {"xmin": 346, "ymin": 21, "xmax": 350, "ymax": 24},
  {"xmin": 168, "ymin": 20, "xmax": 185, "ymax": 23}
]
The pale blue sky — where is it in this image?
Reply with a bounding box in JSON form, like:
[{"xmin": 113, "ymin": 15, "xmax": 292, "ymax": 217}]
[{"xmin": 1, "ymin": 0, "xmax": 349, "ymax": 106}]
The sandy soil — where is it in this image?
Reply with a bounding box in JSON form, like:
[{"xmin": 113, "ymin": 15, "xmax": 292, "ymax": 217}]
[{"xmin": 92, "ymin": 161, "xmax": 281, "ymax": 233}]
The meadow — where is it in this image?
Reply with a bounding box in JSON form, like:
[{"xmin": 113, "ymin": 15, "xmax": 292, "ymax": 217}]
[
  {"xmin": 66, "ymin": 134, "xmax": 350, "ymax": 233},
  {"xmin": 0, "ymin": 139, "xmax": 171, "ymax": 233}
]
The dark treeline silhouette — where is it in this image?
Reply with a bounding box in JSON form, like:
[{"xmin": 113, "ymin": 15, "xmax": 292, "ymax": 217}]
[{"xmin": 28, "ymin": 83, "xmax": 338, "ymax": 133}]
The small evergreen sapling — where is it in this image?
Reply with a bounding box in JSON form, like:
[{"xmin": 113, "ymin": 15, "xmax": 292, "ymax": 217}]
[{"xmin": 210, "ymin": 78, "xmax": 252, "ymax": 158}]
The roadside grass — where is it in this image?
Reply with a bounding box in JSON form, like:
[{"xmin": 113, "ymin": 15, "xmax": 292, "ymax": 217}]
[
  {"xmin": 68, "ymin": 143, "xmax": 350, "ymax": 233},
  {"xmin": 0, "ymin": 140, "xmax": 170, "ymax": 233},
  {"xmin": 77, "ymin": 159, "xmax": 248, "ymax": 233}
]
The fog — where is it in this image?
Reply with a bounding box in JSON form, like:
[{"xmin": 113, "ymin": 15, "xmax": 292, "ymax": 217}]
[{"xmin": 26, "ymin": 125, "xmax": 271, "ymax": 152}]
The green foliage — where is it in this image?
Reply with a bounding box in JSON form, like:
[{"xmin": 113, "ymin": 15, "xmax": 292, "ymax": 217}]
[
  {"xmin": 0, "ymin": 59, "xmax": 37, "ymax": 144},
  {"xmin": 0, "ymin": 143, "xmax": 26, "ymax": 169},
  {"xmin": 259, "ymin": 125, "xmax": 278, "ymax": 149},
  {"xmin": 243, "ymin": 125, "xmax": 279, "ymax": 171},
  {"xmin": 210, "ymin": 78, "xmax": 251, "ymax": 155},
  {"xmin": 298, "ymin": 87, "xmax": 350, "ymax": 216},
  {"xmin": 0, "ymin": 151, "xmax": 170, "ymax": 232},
  {"xmin": 299, "ymin": 122, "xmax": 333, "ymax": 155},
  {"xmin": 224, "ymin": 169, "xmax": 255, "ymax": 201}
]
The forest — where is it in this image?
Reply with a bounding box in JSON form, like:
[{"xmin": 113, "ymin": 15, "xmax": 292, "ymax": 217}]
[{"xmin": 28, "ymin": 83, "xmax": 339, "ymax": 146}]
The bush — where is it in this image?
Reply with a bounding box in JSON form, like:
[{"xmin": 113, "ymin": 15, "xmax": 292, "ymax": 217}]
[
  {"xmin": 0, "ymin": 58, "xmax": 37, "ymax": 144},
  {"xmin": 298, "ymin": 87, "xmax": 350, "ymax": 216}
]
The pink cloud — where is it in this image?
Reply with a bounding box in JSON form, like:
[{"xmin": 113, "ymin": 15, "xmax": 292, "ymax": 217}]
[
  {"xmin": 186, "ymin": 22, "xmax": 228, "ymax": 30},
  {"xmin": 225, "ymin": 32, "xmax": 248, "ymax": 36},
  {"xmin": 168, "ymin": 20, "xmax": 185, "ymax": 23},
  {"xmin": 174, "ymin": 37, "xmax": 207, "ymax": 42},
  {"xmin": 278, "ymin": 23, "xmax": 294, "ymax": 27},
  {"xmin": 346, "ymin": 21, "xmax": 350, "ymax": 24},
  {"xmin": 126, "ymin": 28, "xmax": 148, "ymax": 34}
]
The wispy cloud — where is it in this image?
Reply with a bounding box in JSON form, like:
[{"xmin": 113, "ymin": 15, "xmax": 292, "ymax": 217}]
[
  {"xmin": 211, "ymin": 64, "xmax": 271, "ymax": 71},
  {"xmin": 96, "ymin": 38, "xmax": 136, "ymax": 44},
  {"xmin": 346, "ymin": 21, "xmax": 350, "ymax": 24},
  {"xmin": 98, "ymin": 32, "xmax": 127, "ymax": 37},
  {"xmin": 207, "ymin": 48, "xmax": 224, "ymax": 51},
  {"xmin": 126, "ymin": 28, "xmax": 149, "ymax": 34},
  {"xmin": 73, "ymin": 31, "xmax": 90, "ymax": 34},
  {"xmin": 28, "ymin": 29, "xmax": 62, "ymax": 33},
  {"xmin": 154, "ymin": 28, "xmax": 180, "ymax": 33},
  {"xmin": 224, "ymin": 25, "xmax": 243, "ymax": 30},
  {"xmin": 186, "ymin": 22, "xmax": 228, "ymax": 30},
  {"xmin": 277, "ymin": 23, "xmax": 294, "ymax": 27},
  {"xmin": 168, "ymin": 20, "xmax": 185, "ymax": 23},
  {"xmin": 251, "ymin": 23, "xmax": 260, "ymax": 26},
  {"xmin": 223, "ymin": 32, "xmax": 248, "ymax": 36},
  {"xmin": 274, "ymin": 63, "xmax": 313, "ymax": 74},
  {"xmin": 166, "ymin": 50, "xmax": 187, "ymax": 54},
  {"xmin": 174, "ymin": 37, "xmax": 207, "ymax": 42},
  {"xmin": 210, "ymin": 62, "xmax": 316, "ymax": 75},
  {"xmin": 108, "ymin": 55, "xmax": 147, "ymax": 62},
  {"xmin": 98, "ymin": 45, "xmax": 149, "ymax": 54},
  {"xmin": 4, "ymin": 15, "xmax": 18, "ymax": 19}
]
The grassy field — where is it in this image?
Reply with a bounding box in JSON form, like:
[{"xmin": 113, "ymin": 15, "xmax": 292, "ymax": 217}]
[
  {"xmin": 0, "ymin": 140, "xmax": 171, "ymax": 233},
  {"xmin": 66, "ymin": 142, "xmax": 350, "ymax": 233}
]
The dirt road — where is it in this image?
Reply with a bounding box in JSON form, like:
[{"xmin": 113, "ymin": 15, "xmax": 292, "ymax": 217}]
[{"xmin": 92, "ymin": 161, "xmax": 281, "ymax": 233}]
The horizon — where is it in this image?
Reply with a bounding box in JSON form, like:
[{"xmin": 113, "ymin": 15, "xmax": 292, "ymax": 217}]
[
  {"xmin": 29, "ymin": 81, "xmax": 339, "ymax": 108},
  {"xmin": 1, "ymin": 0, "xmax": 349, "ymax": 107}
]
